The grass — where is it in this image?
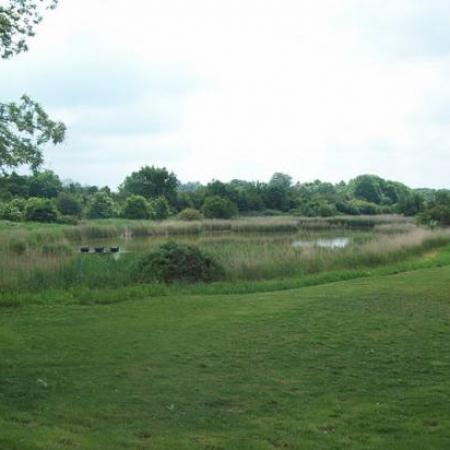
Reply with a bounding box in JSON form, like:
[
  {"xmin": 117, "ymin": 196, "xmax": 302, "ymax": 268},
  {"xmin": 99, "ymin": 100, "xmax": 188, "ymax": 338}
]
[
  {"xmin": 1, "ymin": 220, "xmax": 450, "ymax": 293},
  {"xmin": 1, "ymin": 265, "xmax": 450, "ymax": 449}
]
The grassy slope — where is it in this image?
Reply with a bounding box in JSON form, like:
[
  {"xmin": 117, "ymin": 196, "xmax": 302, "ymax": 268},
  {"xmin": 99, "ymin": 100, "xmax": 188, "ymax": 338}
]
[{"xmin": 1, "ymin": 267, "xmax": 450, "ymax": 449}]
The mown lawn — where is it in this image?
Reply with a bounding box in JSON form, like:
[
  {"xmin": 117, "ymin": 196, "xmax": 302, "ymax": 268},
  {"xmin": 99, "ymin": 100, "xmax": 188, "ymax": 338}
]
[{"xmin": 1, "ymin": 267, "xmax": 450, "ymax": 449}]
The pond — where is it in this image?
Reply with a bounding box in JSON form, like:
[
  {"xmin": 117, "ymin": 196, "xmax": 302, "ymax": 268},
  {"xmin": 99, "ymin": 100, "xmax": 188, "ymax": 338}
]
[{"xmin": 77, "ymin": 230, "xmax": 362, "ymax": 255}]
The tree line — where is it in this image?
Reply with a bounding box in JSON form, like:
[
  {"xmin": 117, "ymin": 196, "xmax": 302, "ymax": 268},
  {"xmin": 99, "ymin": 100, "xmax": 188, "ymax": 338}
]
[{"xmin": 0, "ymin": 166, "xmax": 449, "ymax": 225}]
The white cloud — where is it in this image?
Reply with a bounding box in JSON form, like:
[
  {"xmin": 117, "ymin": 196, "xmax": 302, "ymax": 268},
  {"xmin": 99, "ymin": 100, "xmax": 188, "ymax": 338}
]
[{"xmin": 1, "ymin": 0, "xmax": 449, "ymax": 188}]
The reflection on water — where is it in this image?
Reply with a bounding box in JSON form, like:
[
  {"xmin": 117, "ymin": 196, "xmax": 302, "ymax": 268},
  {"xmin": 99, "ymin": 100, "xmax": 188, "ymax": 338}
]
[{"xmin": 292, "ymin": 237, "xmax": 350, "ymax": 249}]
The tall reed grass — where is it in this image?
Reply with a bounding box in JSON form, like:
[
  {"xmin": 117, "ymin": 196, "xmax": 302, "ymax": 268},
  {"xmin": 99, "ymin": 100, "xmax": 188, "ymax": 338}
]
[{"xmin": 1, "ymin": 221, "xmax": 449, "ymax": 293}]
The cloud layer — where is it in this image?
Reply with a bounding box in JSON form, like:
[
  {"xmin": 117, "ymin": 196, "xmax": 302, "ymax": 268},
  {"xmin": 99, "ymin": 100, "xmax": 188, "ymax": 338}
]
[{"xmin": 1, "ymin": 0, "xmax": 449, "ymax": 188}]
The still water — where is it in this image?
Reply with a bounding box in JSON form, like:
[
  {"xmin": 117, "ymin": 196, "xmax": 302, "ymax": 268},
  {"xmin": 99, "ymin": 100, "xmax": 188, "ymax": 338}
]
[{"xmin": 78, "ymin": 231, "xmax": 355, "ymax": 254}]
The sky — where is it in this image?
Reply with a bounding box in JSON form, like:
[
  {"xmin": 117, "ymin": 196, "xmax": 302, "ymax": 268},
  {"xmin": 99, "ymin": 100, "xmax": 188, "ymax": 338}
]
[{"xmin": 1, "ymin": 0, "xmax": 450, "ymax": 189}]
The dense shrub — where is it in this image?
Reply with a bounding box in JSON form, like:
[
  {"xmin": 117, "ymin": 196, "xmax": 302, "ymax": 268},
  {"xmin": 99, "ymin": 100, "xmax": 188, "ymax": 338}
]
[
  {"xmin": 149, "ymin": 196, "xmax": 170, "ymax": 220},
  {"xmin": 135, "ymin": 241, "xmax": 224, "ymax": 284},
  {"xmin": 24, "ymin": 198, "xmax": 58, "ymax": 223},
  {"xmin": 86, "ymin": 192, "xmax": 117, "ymax": 219},
  {"xmin": 202, "ymin": 196, "xmax": 238, "ymax": 219},
  {"xmin": 349, "ymin": 199, "xmax": 380, "ymax": 215},
  {"xmin": 122, "ymin": 195, "xmax": 150, "ymax": 219},
  {"xmin": 177, "ymin": 208, "xmax": 203, "ymax": 221},
  {"xmin": 56, "ymin": 193, "xmax": 82, "ymax": 217},
  {"xmin": 0, "ymin": 198, "xmax": 26, "ymax": 221},
  {"xmin": 418, "ymin": 205, "xmax": 450, "ymax": 227}
]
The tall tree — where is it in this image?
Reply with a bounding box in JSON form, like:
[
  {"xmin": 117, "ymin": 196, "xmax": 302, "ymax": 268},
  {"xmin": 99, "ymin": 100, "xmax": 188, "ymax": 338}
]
[
  {"xmin": 0, "ymin": 0, "xmax": 65, "ymax": 172},
  {"xmin": 120, "ymin": 166, "xmax": 179, "ymax": 205}
]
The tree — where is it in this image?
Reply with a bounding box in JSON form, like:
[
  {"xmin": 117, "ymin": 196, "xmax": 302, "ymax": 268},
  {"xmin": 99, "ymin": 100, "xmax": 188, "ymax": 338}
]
[
  {"xmin": 56, "ymin": 192, "xmax": 82, "ymax": 216},
  {"xmin": 202, "ymin": 196, "xmax": 238, "ymax": 219},
  {"xmin": 122, "ymin": 195, "xmax": 150, "ymax": 220},
  {"xmin": 24, "ymin": 197, "xmax": 58, "ymax": 222},
  {"xmin": 86, "ymin": 192, "xmax": 116, "ymax": 219},
  {"xmin": 120, "ymin": 166, "xmax": 178, "ymax": 206},
  {"xmin": 0, "ymin": 1, "xmax": 65, "ymax": 172},
  {"xmin": 149, "ymin": 196, "xmax": 170, "ymax": 220},
  {"xmin": 29, "ymin": 169, "xmax": 62, "ymax": 198},
  {"xmin": 0, "ymin": 0, "xmax": 59, "ymax": 59}
]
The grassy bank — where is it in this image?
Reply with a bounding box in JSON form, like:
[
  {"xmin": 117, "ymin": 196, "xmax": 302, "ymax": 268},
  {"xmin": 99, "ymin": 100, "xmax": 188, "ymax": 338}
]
[{"xmin": 1, "ymin": 266, "xmax": 450, "ymax": 449}]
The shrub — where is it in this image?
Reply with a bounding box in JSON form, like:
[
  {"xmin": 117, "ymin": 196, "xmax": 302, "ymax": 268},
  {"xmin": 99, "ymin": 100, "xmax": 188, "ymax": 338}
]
[
  {"xmin": 349, "ymin": 199, "xmax": 380, "ymax": 215},
  {"xmin": 56, "ymin": 193, "xmax": 82, "ymax": 217},
  {"xmin": 86, "ymin": 192, "xmax": 117, "ymax": 219},
  {"xmin": 24, "ymin": 198, "xmax": 58, "ymax": 223},
  {"xmin": 202, "ymin": 196, "xmax": 238, "ymax": 219},
  {"xmin": 122, "ymin": 195, "xmax": 150, "ymax": 219},
  {"xmin": 0, "ymin": 198, "xmax": 26, "ymax": 221},
  {"xmin": 177, "ymin": 208, "xmax": 203, "ymax": 221},
  {"xmin": 135, "ymin": 241, "xmax": 224, "ymax": 284},
  {"xmin": 149, "ymin": 196, "xmax": 170, "ymax": 220}
]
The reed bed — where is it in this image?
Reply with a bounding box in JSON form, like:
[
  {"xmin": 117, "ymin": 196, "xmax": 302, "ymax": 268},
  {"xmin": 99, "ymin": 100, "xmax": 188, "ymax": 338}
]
[
  {"xmin": 297, "ymin": 214, "xmax": 413, "ymax": 230},
  {"xmin": 1, "ymin": 220, "xmax": 449, "ymax": 293}
]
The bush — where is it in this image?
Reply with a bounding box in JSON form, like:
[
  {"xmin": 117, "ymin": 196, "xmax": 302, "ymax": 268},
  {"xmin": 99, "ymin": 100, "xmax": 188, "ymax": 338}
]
[
  {"xmin": 177, "ymin": 208, "xmax": 203, "ymax": 221},
  {"xmin": 202, "ymin": 196, "xmax": 238, "ymax": 219},
  {"xmin": 24, "ymin": 198, "xmax": 58, "ymax": 223},
  {"xmin": 86, "ymin": 192, "xmax": 117, "ymax": 219},
  {"xmin": 56, "ymin": 193, "xmax": 82, "ymax": 217},
  {"xmin": 122, "ymin": 195, "xmax": 150, "ymax": 219},
  {"xmin": 349, "ymin": 199, "xmax": 380, "ymax": 215},
  {"xmin": 135, "ymin": 241, "xmax": 224, "ymax": 284},
  {"xmin": 149, "ymin": 196, "xmax": 170, "ymax": 220},
  {"xmin": 0, "ymin": 198, "xmax": 26, "ymax": 221}
]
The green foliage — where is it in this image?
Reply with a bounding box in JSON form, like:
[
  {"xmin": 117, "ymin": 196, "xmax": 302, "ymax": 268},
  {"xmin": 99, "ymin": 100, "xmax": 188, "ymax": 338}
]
[
  {"xmin": 202, "ymin": 196, "xmax": 238, "ymax": 219},
  {"xmin": 0, "ymin": 0, "xmax": 59, "ymax": 59},
  {"xmin": 120, "ymin": 166, "xmax": 178, "ymax": 205},
  {"xmin": 56, "ymin": 192, "xmax": 82, "ymax": 217},
  {"xmin": 149, "ymin": 196, "xmax": 170, "ymax": 220},
  {"xmin": 29, "ymin": 169, "xmax": 62, "ymax": 198},
  {"xmin": 135, "ymin": 240, "xmax": 224, "ymax": 284},
  {"xmin": 418, "ymin": 190, "xmax": 450, "ymax": 226},
  {"xmin": 177, "ymin": 208, "xmax": 203, "ymax": 221},
  {"xmin": 121, "ymin": 195, "xmax": 150, "ymax": 220},
  {"xmin": 0, "ymin": 95, "xmax": 66, "ymax": 171},
  {"xmin": 0, "ymin": 197, "xmax": 25, "ymax": 221},
  {"xmin": 86, "ymin": 192, "xmax": 116, "ymax": 219},
  {"xmin": 24, "ymin": 197, "xmax": 58, "ymax": 222},
  {"xmin": 349, "ymin": 199, "xmax": 380, "ymax": 215}
]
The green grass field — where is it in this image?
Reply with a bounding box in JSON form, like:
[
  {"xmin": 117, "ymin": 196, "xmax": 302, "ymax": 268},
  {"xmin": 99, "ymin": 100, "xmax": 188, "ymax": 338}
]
[{"xmin": 1, "ymin": 266, "xmax": 450, "ymax": 449}]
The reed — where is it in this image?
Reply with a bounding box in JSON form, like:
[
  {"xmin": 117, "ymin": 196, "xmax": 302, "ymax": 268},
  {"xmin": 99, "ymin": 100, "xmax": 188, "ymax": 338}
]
[{"xmin": 1, "ymin": 222, "xmax": 449, "ymax": 293}]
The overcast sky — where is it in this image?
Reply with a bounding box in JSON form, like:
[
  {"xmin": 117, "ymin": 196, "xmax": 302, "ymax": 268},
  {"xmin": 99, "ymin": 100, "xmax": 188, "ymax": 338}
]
[{"xmin": 1, "ymin": 0, "xmax": 450, "ymax": 188}]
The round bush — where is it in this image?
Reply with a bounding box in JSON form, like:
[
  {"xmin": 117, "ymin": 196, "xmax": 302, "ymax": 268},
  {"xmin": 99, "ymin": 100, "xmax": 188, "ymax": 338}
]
[
  {"xmin": 202, "ymin": 196, "xmax": 238, "ymax": 219},
  {"xmin": 122, "ymin": 195, "xmax": 150, "ymax": 219},
  {"xmin": 135, "ymin": 241, "xmax": 224, "ymax": 284},
  {"xmin": 25, "ymin": 198, "xmax": 58, "ymax": 223},
  {"xmin": 177, "ymin": 208, "xmax": 203, "ymax": 221}
]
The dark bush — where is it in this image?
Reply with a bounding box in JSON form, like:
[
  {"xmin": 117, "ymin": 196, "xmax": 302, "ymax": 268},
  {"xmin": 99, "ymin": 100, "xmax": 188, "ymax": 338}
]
[
  {"xmin": 24, "ymin": 198, "xmax": 58, "ymax": 223},
  {"xmin": 202, "ymin": 196, "xmax": 238, "ymax": 219},
  {"xmin": 135, "ymin": 241, "xmax": 224, "ymax": 284},
  {"xmin": 56, "ymin": 193, "xmax": 82, "ymax": 217}
]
